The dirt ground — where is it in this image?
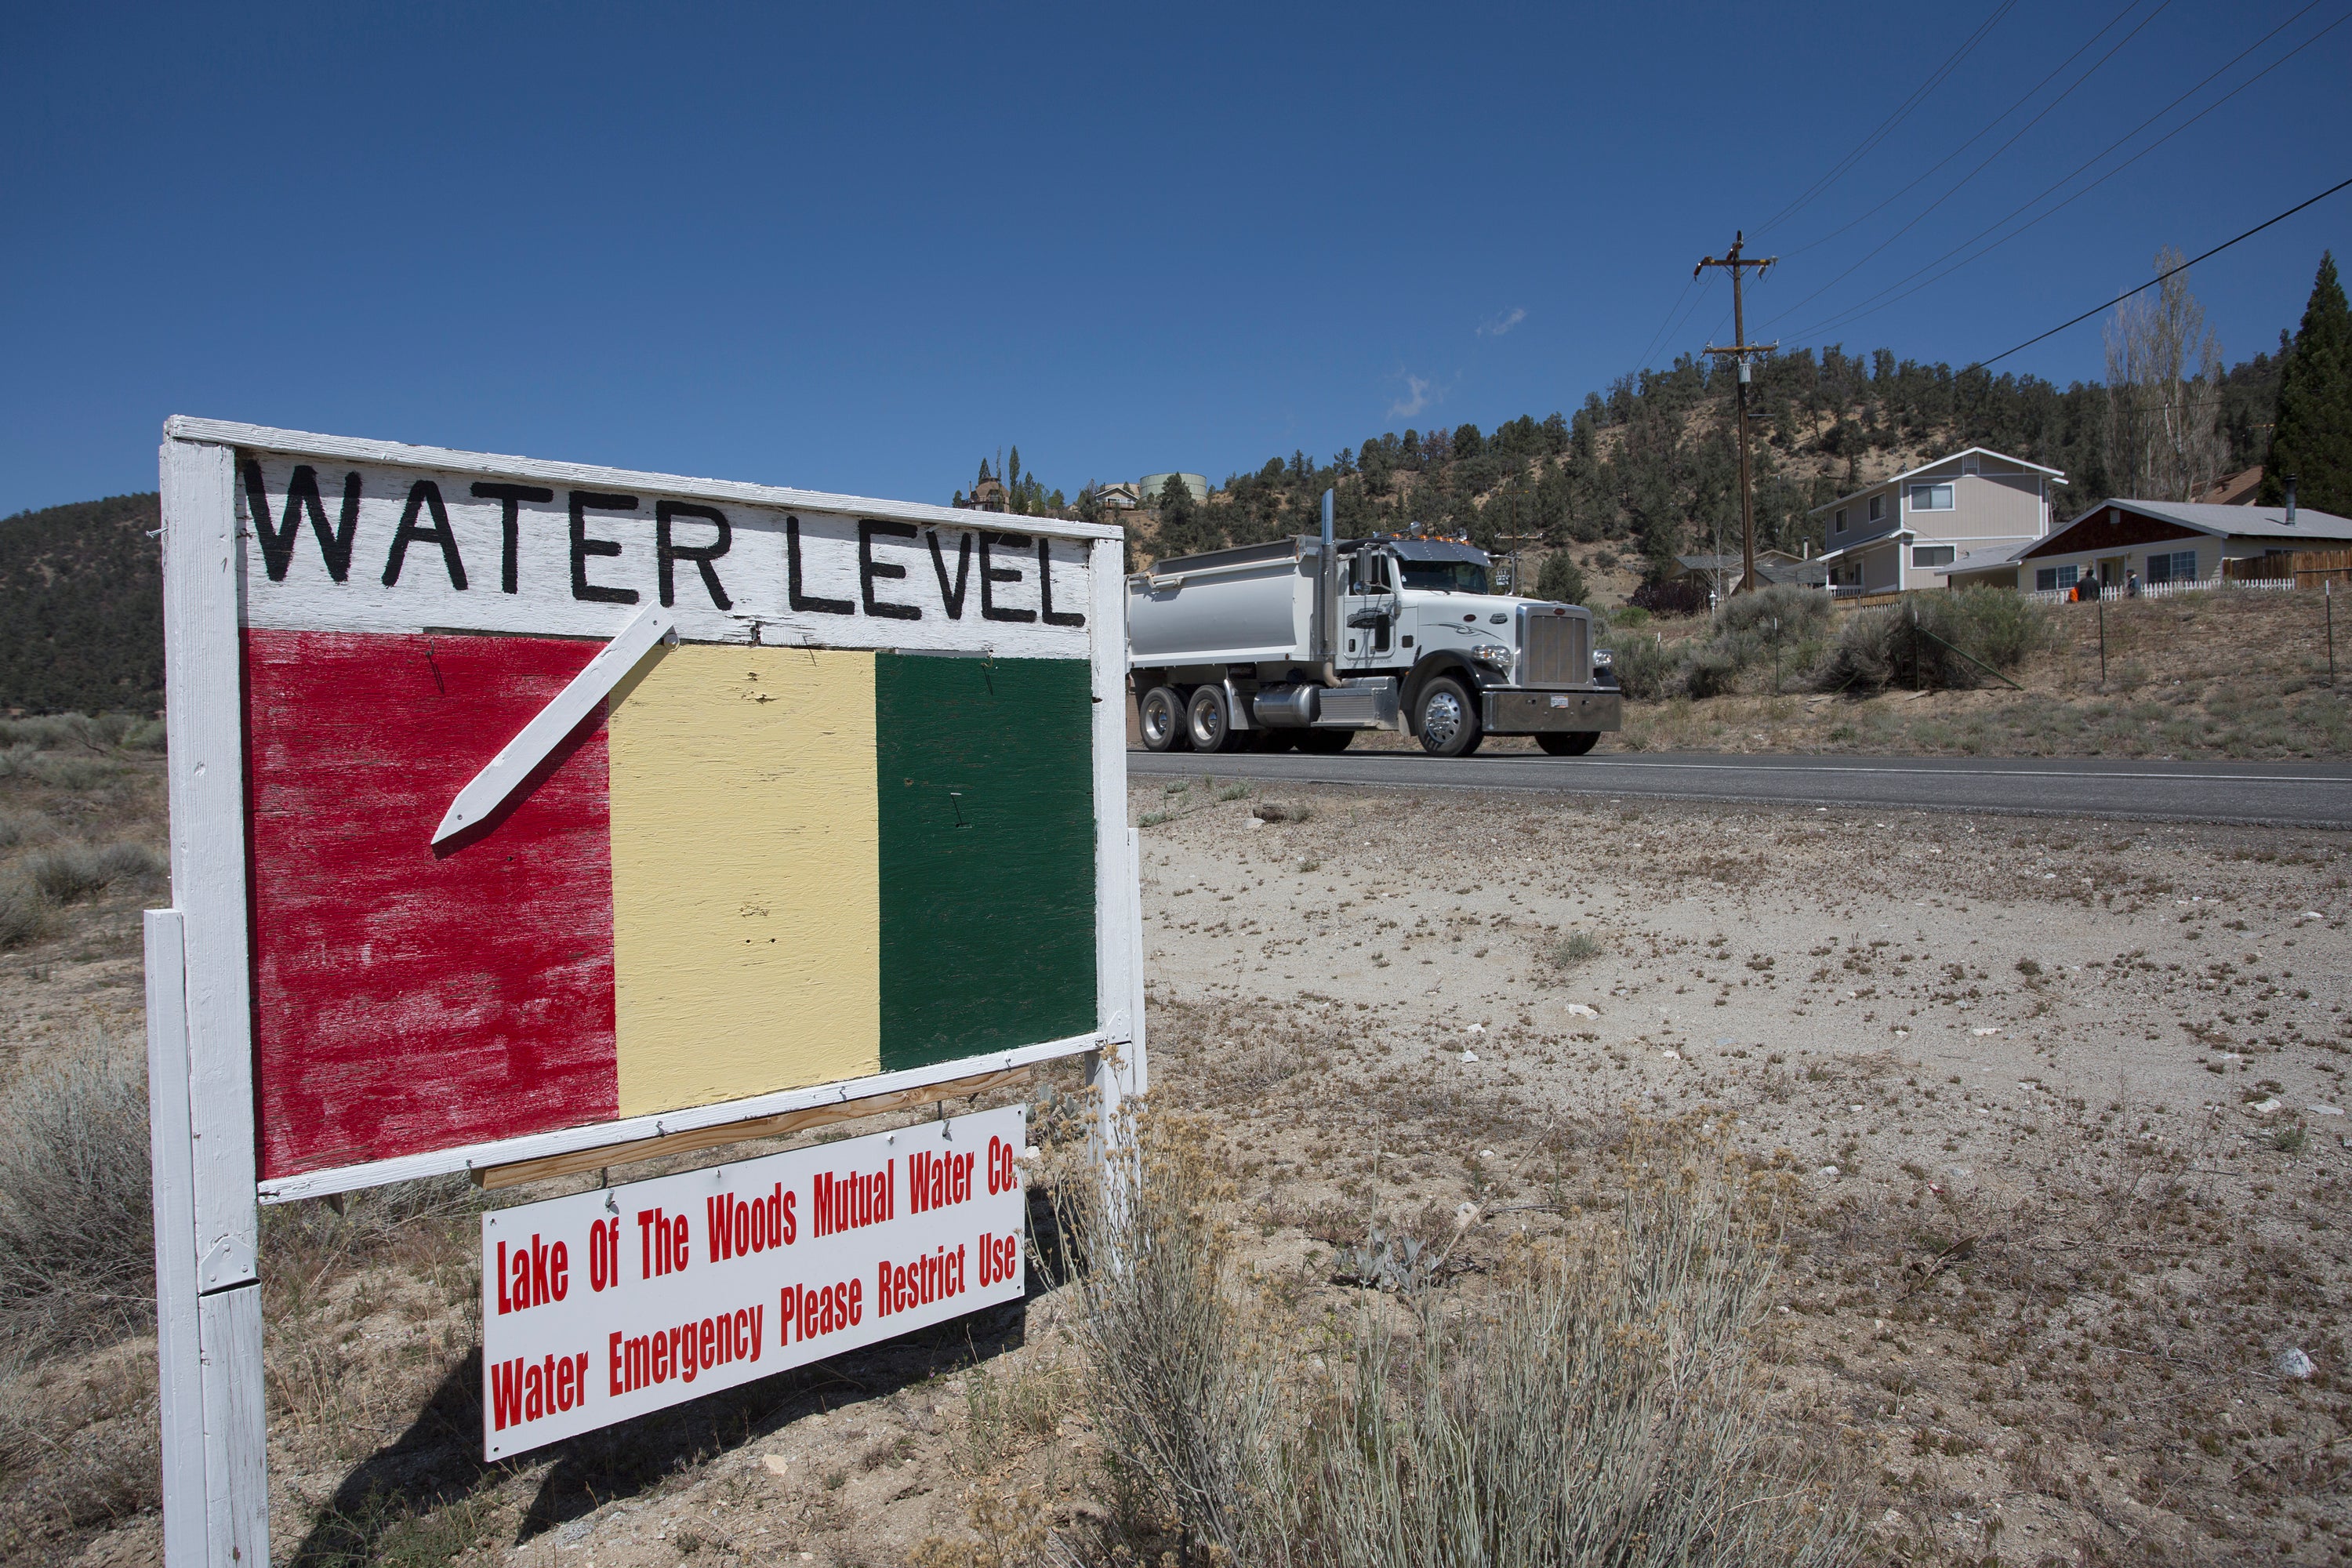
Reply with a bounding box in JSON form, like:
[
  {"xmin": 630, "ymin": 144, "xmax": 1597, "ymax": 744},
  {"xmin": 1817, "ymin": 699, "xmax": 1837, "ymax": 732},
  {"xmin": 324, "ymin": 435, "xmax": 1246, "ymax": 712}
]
[{"xmin": 9, "ymin": 760, "xmax": 2352, "ymax": 1566}]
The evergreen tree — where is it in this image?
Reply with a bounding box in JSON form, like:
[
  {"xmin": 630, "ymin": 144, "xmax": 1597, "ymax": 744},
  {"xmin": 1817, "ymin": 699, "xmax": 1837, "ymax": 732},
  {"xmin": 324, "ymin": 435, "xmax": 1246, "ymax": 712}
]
[
  {"xmin": 1535, "ymin": 550, "xmax": 1588, "ymax": 606},
  {"xmin": 1153, "ymin": 471, "xmax": 1217, "ymax": 558},
  {"xmin": 2260, "ymin": 252, "xmax": 2352, "ymax": 516}
]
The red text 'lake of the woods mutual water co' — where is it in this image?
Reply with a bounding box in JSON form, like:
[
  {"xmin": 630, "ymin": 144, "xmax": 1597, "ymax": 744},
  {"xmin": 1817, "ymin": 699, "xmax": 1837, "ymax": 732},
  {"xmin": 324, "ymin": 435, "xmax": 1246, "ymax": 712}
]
[{"xmin": 478, "ymin": 1105, "xmax": 1029, "ymax": 1457}]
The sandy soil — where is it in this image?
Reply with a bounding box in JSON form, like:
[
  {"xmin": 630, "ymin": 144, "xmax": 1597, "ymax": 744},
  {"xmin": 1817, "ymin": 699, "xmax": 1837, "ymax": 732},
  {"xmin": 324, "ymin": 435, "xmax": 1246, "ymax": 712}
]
[{"xmin": 13, "ymin": 765, "xmax": 2352, "ymax": 1566}]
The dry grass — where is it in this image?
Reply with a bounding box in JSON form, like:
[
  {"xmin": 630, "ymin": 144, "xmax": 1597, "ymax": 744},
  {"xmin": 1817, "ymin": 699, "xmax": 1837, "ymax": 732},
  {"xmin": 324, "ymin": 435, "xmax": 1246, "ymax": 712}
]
[
  {"xmin": 0, "ymin": 1033, "xmax": 153, "ymax": 1348},
  {"xmin": 1607, "ymin": 587, "xmax": 2352, "ymax": 759},
  {"xmin": 1047, "ymin": 1107, "xmax": 1854, "ymax": 1566},
  {"xmin": 5, "ymin": 698, "xmax": 2347, "ymax": 1563}
]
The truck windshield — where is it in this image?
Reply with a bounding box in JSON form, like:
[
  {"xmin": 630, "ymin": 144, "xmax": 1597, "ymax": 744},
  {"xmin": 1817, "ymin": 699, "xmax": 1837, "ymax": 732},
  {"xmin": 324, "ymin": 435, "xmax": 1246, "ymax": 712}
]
[{"xmin": 1396, "ymin": 559, "xmax": 1490, "ymax": 594}]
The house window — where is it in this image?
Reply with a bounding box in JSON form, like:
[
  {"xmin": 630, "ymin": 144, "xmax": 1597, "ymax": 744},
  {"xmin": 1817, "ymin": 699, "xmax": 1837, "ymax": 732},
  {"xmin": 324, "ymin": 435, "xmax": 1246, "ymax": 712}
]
[
  {"xmin": 2034, "ymin": 564, "xmax": 2080, "ymax": 593},
  {"xmin": 1912, "ymin": 546, "xmax": 1955, "ymax": 568},
  {"xmin": 2146, "ymin": 550, "xmax": 2197, "ymax": 584},
  {"xmin": 1833, "ymin": 507, "xmax": 1847, "ymax": 534},
  {"xmin": 1962, "ymin": 455, "xmax": 1980, "ymax": 475},
  {"xmin": 1868, "ymin": 495, "xmax": 1885, "ymax": 523},
  {"xmin": 1908, "ymin": 483, "xmax": 1955, "ymax": 511}
]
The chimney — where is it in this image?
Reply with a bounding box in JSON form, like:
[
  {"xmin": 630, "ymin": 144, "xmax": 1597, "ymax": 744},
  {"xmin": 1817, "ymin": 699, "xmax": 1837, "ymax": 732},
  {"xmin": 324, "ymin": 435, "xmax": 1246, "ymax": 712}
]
[{"xmin": 2285, "ymin": 474, "xmax": 2298, "ymax": 527}]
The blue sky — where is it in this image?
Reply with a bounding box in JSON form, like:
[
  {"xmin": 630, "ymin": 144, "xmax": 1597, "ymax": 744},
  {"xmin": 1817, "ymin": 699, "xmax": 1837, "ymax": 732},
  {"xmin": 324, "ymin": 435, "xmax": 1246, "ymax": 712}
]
[{"xmin": 3, "ymin": 1, "xmax": 2346, "ymax": 517}]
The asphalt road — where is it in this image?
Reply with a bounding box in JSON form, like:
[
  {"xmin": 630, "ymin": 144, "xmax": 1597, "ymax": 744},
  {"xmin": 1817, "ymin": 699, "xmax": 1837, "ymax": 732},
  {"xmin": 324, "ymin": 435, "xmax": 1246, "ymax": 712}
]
[{"xmin": 1127, "ymin": 747, "xmax": 2352, "ymax": 829}]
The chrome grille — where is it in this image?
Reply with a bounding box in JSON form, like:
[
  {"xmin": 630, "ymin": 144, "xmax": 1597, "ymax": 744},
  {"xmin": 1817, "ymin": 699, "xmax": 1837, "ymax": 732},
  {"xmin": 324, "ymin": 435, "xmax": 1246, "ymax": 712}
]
[{"xmin": 1518, "ymin": 609, "xmax": 1588, "ymax": 687}]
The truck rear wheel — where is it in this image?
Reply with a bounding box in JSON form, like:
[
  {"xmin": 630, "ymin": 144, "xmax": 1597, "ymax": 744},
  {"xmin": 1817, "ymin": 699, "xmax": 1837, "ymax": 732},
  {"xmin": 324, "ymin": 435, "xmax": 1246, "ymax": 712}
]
[
  {"xmin": 1185, "ymin": 684, "xmax": 1243, "ymax": 753},
  {"xmin": 1415, "ymin": 677, "xmax": 1483, "ymax": 757},
  {"xmin": 1536, "ymin": 731, "xmax": 1600, "ymax": 757},
  {"xmin": 1295, "ymin": 729, "xmax": 1352, "ymax": 754},
  {"xmin": 1139, "ymin": 686, "xmax": 1189, "ymax": 753}
]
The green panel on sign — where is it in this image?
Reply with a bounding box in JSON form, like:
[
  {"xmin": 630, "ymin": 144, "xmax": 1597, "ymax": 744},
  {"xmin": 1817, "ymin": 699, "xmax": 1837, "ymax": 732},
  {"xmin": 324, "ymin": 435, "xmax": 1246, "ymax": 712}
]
[{"xmin": 876, "ymin": 655, "xmax": 1097, "ymax": 1071}]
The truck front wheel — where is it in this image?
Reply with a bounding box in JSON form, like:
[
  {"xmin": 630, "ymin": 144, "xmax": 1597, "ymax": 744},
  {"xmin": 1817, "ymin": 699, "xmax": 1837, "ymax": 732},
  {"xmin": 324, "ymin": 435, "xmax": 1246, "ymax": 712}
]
[
  {"xmin": 1536, "ymin": 731, "xmax": 1600, "ymax": 757},
  {"xmin": 1139, "ymin": 686, "xmax": 1189, "ymax": 752},
  {"xmin": 1185, "ymin": 684, "xmax": 1243, "ymax": 753},
  {"xmin": 1415, "ymin": 677, "xmax": 1483, "ymax": 757}
]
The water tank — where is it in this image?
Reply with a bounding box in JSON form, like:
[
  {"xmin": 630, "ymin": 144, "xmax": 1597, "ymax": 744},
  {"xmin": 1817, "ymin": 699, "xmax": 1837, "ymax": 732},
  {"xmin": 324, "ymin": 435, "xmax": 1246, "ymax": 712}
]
[{"xmin": 1140, "ymin": 473, "xmax": 1210, "ymax": 504}]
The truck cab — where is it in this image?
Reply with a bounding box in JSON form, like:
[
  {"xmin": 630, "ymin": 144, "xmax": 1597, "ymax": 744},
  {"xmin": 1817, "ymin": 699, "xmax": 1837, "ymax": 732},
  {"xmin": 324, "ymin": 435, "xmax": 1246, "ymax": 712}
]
[{"xmin": 1127, "ymin": 530, "xmax": 1620, "ymax": 758}]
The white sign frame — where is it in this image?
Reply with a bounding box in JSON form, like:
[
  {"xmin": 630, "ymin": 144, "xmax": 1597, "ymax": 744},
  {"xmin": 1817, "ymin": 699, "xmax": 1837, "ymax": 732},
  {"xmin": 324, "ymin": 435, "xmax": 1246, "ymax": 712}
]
[{"xmin": 146, "ymin": 419, "xmax": 1146, "ymax": 1567}]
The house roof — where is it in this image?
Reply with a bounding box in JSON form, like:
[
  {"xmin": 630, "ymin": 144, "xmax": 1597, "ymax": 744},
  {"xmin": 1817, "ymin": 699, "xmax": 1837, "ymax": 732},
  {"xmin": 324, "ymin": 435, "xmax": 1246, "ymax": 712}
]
[
  {"xmin": 2031, "ymin": 498, "xmax": 2352, "ymax": 555},
  {"xmin": 1808, "ymin": 447, "xmax": 2066, "ymax": 517},
  {"xmin": 1760, "ymin": 557, "xmax": 1831, "ymax": 586},
  {"xmin": 1674, "ymin": 549, "xmax": 1802, "ymax": 572},
  {"xmin": 1671, "ymin": 551, "xmax": 1828, "ymax": 586},
  {"xmin": 1928, "ymin": 542, "xmax": 2032, "ymax": 577},
  {"xmin": 1814, "ymin": 529, "xmax": 1909, "ymax": 566},
  {"xmin": 2193, "ymin": 466, "xmax": 2263, "ymax": 506}
]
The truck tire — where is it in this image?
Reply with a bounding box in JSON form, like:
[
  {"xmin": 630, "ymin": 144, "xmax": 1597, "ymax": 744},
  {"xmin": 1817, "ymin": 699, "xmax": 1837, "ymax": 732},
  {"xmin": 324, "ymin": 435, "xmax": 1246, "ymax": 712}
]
[
  {"xmin": 1139, "ymin": 686, "xmax": 1189, "ymax": 752},
  {"xmin": 1415, "ymin": 677, "xmax": 1483, "ymax": 757},
  {"xmin": 1536, "ymin": 731, "xmax": 1600, "ymax": 757},
  {"xmin": 1185, "ymin": 684, "xmax": 1243, "ymax": 753},
  {"xmin": 1295, "ymin": 729, "xmax": 1353, "ymax": 754}
]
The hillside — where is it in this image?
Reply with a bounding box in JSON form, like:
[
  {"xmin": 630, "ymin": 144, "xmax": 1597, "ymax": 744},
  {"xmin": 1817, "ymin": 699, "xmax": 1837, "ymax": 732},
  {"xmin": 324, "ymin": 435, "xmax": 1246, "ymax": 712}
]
[
  {"xmin": 0, "ymin": 493, "xmax": 162, "ymax": 716},
  {"xmin": 1120, "ymin": 340, "xmax": 2286, "ymax": 581}
]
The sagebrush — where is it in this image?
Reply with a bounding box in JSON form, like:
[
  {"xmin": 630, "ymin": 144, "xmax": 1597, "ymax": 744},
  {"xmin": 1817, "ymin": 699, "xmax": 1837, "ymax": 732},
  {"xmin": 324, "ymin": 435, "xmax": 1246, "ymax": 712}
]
[
  {"xmin": 0, "ymin": 1037, "xmax": 154, "ymax": 1347},
  {"xmin": 1062, "ymin": 1111, "xmax": 1857, "ymax": 1566}
]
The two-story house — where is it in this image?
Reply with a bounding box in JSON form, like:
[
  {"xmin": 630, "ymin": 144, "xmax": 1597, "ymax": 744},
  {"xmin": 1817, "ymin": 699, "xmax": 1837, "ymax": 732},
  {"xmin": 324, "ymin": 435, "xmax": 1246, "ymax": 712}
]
[{"xmin": 1810, "ymin": 448, "xmax": 2063, "ymax": 596}]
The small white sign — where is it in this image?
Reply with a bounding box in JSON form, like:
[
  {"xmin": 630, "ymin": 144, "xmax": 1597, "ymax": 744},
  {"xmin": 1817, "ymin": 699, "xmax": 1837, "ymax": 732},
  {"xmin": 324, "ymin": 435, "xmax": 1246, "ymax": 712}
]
[{"xmin": 479, "ymin": 1106, "xmax": 1029, "ymax": 1457}]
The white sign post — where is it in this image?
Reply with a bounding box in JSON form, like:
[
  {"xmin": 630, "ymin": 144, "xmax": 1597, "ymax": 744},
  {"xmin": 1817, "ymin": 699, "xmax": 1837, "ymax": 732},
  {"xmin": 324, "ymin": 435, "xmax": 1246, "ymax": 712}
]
[{"xmin": 146, "ymin": 419, "xmax": 1145, "ymax": 1566}]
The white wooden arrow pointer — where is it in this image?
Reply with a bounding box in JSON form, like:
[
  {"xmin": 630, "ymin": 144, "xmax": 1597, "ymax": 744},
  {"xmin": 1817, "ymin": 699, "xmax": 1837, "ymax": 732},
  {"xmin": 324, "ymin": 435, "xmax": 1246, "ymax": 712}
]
[{"xmin": 431, "ymin": 606, "xmax": 677, "ymax": 847}]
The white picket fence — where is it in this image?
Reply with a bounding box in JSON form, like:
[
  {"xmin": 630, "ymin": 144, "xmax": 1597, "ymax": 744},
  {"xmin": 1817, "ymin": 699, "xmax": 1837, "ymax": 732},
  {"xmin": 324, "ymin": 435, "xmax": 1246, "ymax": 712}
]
[{"xmin": 2020, "ymin": 576, "xmax": 2296, "ymax": 605}]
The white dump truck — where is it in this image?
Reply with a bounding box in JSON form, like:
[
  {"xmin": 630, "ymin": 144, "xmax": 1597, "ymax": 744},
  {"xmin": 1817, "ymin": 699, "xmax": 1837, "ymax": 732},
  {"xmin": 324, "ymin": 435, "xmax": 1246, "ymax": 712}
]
[{"xmin": 1126, "ymin": 499, "xmax": 1619, "ymax": 757}]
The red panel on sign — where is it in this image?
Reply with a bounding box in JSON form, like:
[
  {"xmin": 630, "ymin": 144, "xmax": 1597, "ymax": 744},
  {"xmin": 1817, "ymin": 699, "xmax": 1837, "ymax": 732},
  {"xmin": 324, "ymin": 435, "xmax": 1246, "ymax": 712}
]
[{"xmin": 245, "ymin": 630, "xmax": 619, "ymax": 1179}]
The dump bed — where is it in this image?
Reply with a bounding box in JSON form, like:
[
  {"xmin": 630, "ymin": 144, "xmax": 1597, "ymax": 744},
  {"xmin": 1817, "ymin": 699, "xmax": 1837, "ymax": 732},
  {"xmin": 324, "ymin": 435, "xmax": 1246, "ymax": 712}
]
[{"xmin": 1127, "ymin": 537, "xmax": 1320, "ymax": 667}]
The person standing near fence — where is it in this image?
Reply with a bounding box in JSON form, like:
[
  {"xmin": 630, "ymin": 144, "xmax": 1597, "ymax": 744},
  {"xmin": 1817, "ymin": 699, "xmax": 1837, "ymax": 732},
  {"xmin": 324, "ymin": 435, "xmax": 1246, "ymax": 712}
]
[{"xmin": 2125, "ymin": 569, "xmax": 2140, "ymax": 598}]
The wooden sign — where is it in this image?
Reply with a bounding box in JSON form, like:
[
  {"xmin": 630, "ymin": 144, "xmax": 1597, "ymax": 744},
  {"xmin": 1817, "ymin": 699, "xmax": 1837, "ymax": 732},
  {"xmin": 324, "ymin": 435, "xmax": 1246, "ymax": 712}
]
[
  {"xmin": 145, "ymin": 419, "xmax": 1143, "ymax": 1566},
  {"xmin": 480, "ymin": 1107, "xmax": 1028, "ymax": 1457}
]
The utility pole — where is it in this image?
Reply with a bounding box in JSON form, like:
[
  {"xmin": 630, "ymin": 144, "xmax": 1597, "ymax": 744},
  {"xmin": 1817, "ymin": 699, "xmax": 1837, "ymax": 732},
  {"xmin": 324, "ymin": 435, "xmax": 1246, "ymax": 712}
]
[
  {"xmin": 1492, "ymin": 528, "xmax": 1544, "ymax": 594},
  {"xmin": 1697, "ymin": 232, "xmax": 1777, "ymax": 595}
]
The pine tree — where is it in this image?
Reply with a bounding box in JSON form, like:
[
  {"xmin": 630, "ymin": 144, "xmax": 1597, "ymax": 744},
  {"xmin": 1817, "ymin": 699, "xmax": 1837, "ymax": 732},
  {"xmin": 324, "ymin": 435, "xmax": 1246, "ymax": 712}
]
[
  {"xmin": 1535, "ymin": 550, "xmax": 1588, "ymax": 606},
  {"xmin": 2259, "ymin": 252, "xmax": 2352, "ymax": 516}
]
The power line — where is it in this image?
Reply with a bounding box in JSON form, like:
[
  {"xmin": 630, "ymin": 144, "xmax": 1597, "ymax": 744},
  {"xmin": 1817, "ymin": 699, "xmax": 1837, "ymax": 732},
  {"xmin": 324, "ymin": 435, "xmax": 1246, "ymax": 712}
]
[
  {"xmin": 1759, "ymin": 0, "xmax": 2166, "ymax": 332},
  {"xmin": 1633, "ymin": 274, "xmax": 1697, "ymax": 372},
  {"xmin": 1646, "ymin": 274, "xmax": 1719, "ymax": 374},
  {"xmin": 1754, "ymin": 0, "xmax": 2019, "ymax": 239},
  {"xmin": 1773, "ymin": 0, "xmax": 2162, "ymax": 263},
  {"xmin": 1972, "ymin": 175, "xmax": 2352, "ymax": 370},
  {"xmin": 1784, "ymin": 1, "xmax": 2343, "ymax": 343}
]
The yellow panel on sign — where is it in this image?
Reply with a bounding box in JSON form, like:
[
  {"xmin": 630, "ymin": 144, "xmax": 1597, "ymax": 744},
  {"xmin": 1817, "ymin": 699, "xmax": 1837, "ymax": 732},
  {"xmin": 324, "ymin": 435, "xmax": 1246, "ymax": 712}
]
[{"xmin": 606, "ymin": 644, "xmax": 881, "ymax": 1115}]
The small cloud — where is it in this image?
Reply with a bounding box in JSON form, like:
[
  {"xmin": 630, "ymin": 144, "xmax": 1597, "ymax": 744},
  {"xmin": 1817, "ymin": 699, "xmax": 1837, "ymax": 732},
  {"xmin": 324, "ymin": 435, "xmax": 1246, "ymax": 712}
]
[
  {"xmin": 1388, "ymin": 373, "xmax": 1435, "ymax": 421},
  {"xmin": 1477, "ymin": 307, "xmax": 1527, "ymax": 338}
]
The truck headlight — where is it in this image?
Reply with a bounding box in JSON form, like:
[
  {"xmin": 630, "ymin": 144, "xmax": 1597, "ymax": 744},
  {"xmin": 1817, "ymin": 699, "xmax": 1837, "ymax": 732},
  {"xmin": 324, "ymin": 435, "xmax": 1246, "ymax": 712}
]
[
  {"xmin": 1470, "ymin": 643, "xmax": 1514, "ymax": 670},
  {"xmin": 1592, "ymin": 648, "xmax": 1613, "ymax": 668}
]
